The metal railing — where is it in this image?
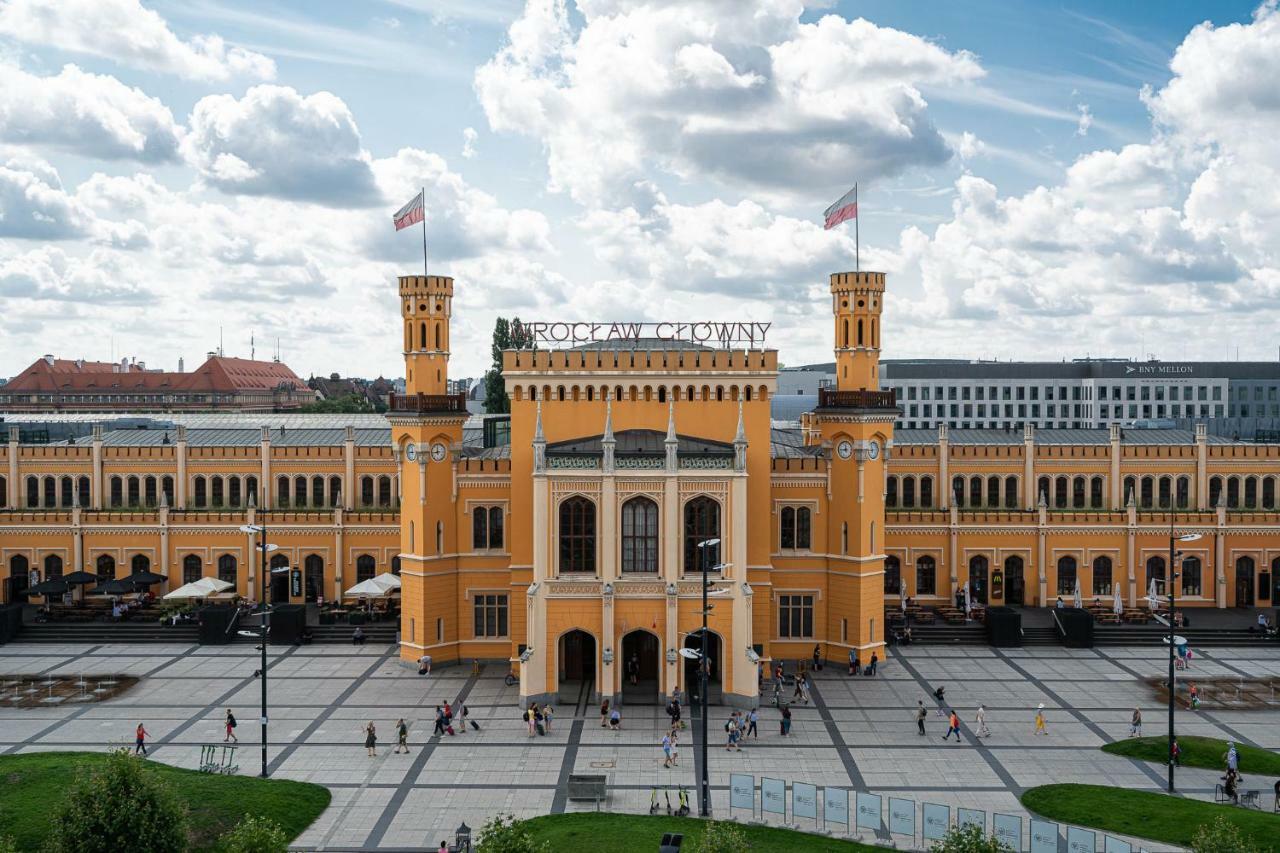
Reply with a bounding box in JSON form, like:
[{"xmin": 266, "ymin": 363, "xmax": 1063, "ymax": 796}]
[
  {"xmin": 817, "ymin": 388, "xmax": 897, "ymax": 409},
  {"xmin": 388, "ymin": 392, "xmax": 468, "ymax": 414}
]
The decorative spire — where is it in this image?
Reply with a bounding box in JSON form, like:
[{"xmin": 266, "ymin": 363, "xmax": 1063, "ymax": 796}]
[
  {"xmin": 734, "ymin": 398, "xmax": 746, "ymax": 444},
  {"xmin": 534, "ymin": 398, "xmax": 545, "ymax": 444},
  {"xmin": 533, "ymin": 398, "xmax": 546, "ymax": 473},
  {"xmin": 246, "ymin": 490, "xmax": 255, "ymax": 510},
  {"xmin": 664, "ymin": 398, "xmax": 678, "ymax": 473},
  {"xmin": 733, "ymin": 398, "xmax": 747, "ymax": 471},
  {"xmin": 159, "ymin": 488, "xmax": 168, "ymax": 509},
  {"xmin": 603, "ymin": 398, "xmax": 614, "ymax": 443},
  {"xmin": 665, "ymin": 398, "xmax": 677, "ymax": 443},
  {"xmin": 602, "ymin": 398, "xmax": 616, "ymax": 475}
]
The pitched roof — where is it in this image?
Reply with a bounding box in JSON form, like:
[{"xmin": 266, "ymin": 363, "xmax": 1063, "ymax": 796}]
[{"xmin": 2, "ymin": 355, "xmax": 307, "ymax": 394}]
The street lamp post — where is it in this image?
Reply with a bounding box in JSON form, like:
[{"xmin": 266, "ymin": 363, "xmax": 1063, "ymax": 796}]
[
  {"xmin": 239, "ymin": 523, "xmax": 276, "ymax": 778},
  {"xmin": 694, "ymin": 537, "xmax": 721, "ymax": 818},
  {"xmin": 1166, "ymin": 528, "xmax": 1202, "ymax": 793}
]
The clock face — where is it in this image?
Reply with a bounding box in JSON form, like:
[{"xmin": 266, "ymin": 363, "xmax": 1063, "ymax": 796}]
[
  {"xmin": 404, "ymin": 443, "xmax": 416, "ymax": 461},
  {"xmin": 868, "ymin": 440, "xmax": 880, "ymax": 460},
  {"xmin": 430, "ymin": 442, "xmax": 447, "ymax": 462},
  {"xmin": 836, "ymin": 440, "xmax": 853, "ymax": 460}
]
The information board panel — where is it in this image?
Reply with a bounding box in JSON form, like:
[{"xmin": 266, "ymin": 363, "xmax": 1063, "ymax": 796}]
[
  {"xmin": 793, "ymin": 782, "xmax": 818, "ymax": 821},
  {"xmin": 729, "ymin": 774, "xmax": 754, "ymax": 812},
  {"xmin": 855, "ymin": 792, "xmax": 882, "ymax": 832},
  {"xmin": 761, "ymin": 777, "xmax": 786, "ymax": 816},
  {"xmin": 888, "ymin": 797, "xmax": 916, "ymax": 837},
  {"xmin": 1103, "ymin": 836, "xmax": 1132, "ymax": 853},
  {"xmin": 992, "ymin": 813, "xmax": 1022, "ymax": 850},
  {"xmin": 922, "ymin": 803, "xmax": 950, "ymax": 841},
  {"xmin": 824, "ymin": 788, "xmax": 849, "ymax": 826},
  {"xmin": 1030, "ymin": 819, "xmax": 1059, "ymax": 853},
  {"xmin": 958, "ymin": 808, "xmax": 985, "ymax": 830},
  {"xmin": 1067, "ymin": 827, "xmax": 1096, "ymax": 853}
]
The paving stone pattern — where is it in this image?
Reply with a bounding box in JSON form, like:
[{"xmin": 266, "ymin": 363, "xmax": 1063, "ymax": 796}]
[{"xmin": 2, "ymin": 642, "xmax": 1277, "ymax": 851}]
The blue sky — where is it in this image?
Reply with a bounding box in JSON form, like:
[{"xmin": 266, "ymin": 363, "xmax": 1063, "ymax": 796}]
[{"xmin": 0, "ymin": 0, "xmax": 1277, "ymax": 379}]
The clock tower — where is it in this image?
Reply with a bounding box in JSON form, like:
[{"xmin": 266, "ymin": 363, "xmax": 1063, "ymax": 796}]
[
  {"xmin": 389, "ymin": 274, "xmax": 468, "ymax": 665},
  {"xmin": 812, "ymin": 271, "xmax": 897, "ymax": 659}
]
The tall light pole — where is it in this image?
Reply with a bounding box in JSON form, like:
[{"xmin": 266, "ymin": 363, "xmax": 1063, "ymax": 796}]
[
  {"xmin": 693, "ymin": 537, "xmax": 721, "ymax": 818},
  {"xmin": 239, "ymin": 523, "xmax": 278, "ymax": 778},
  {"xmin": 1166, "ymin": 527, "xmax": 1201, "ymax": 793}
]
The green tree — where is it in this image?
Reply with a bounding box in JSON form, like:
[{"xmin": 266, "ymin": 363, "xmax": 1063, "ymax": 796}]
[
  {"xmin": 484, "ymin": 317, "xmax": 534, "ymax": 414},
  {"xmin": 696, "ymin": 819, "xmax": 750, "ymax": 853},
  {"xmin": 0, "ymin": 835, "xmax": 15, "ymax": 853},
  {"xmin": 44, "ymin": 750, "xmax": 188, "ymax": 853},
  {"xmin": 1190, "ymin": 816, "xmax": 1263, "ymax": 853},
  {"xmin": 475, "ymin": 813, "xmax": 549, "ymax": 853},
  {"xmin": 297, "ymin": 394, "xmax": 376, "ymax": 414},
  {"xmin": 930, "ymin": 823, "xmax": 1014, "ymax": 853},
  {"xmin": 217, "ymin": 815, "xmax": 289, "ymax": 853}
]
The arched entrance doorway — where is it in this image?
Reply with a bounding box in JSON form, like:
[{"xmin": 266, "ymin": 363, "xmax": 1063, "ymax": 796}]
[
  {"xmin": 269, "ymin": 553, "xmax": 290, "ymax": 603},
  {"xmin": 1004, "ymin": 556, "xmax": 1025, "ymax": 606},
  {"xmin": 969, "ymin": 555, "xmax": 989, "ymax": 605},
  {"xmin": 683, "ymin": 629, "xmax": 722, "ymax": 705},
  {"xmin": 557, "ymin": 629, "xmax": 596, "ymax": 704},
  {"xmin": 1235, "ymin": 557, "xmax": 1255, "ymax": 607},
  {"xmin": 621, "ymin": 630, "xmax": 660, "ymax": 704}
]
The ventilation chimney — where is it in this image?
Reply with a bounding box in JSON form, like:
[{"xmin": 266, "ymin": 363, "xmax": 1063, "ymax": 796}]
[
  {"xmin": 43, "ymin": 354, "xmax": 54, "ymax": 366},
  {"xmin": 178, "ymin": 357, "xmax": 184, "ymax": 373}
]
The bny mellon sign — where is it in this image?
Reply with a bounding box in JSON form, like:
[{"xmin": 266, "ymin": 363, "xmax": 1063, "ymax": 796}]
[{"xmin": 517, "ymin": 321, "xmax": 771, "ymax": 348}]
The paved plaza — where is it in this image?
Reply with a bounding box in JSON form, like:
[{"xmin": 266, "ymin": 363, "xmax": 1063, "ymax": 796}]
[{"xmin": 2, "ymin": 642, "xmax": 1278, "ymax": 851}]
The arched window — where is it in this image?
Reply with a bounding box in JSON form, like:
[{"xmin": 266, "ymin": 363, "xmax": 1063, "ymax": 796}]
[
  {"xmin": 1158, "ymin": 476, "xmax": 1171, "ymax": 509},
  {"xmin": 683, "ymin": 496, "xmax": 721, "ymax": 572},
  {"xmin": 1244, "ymin": 476, "xmax": 1258, "ymax": 508},
  {"xmin": 987, "ymin": 475, "xmax": 1000, "ymax": 508},
  {"xmin": 0, "ymin": 475, "xmax": 6, "ymax": 508},
  {"xmin": 1092, "ymin": 556, "xmax": 1112, "ymax": 596},
  {"xmin": 915, "ymin": 555, "xmax": 936, "ymax": 596},
  {"xmin": 952, "ymin": 476, "xmax": 966, "ymax": 507},
  {"xmin": 841, "ymin": 318, "xmax": 849, "ymax": 348},
  {"xmin": 1226, "ymin": 476, "xmax": 1240, "ymax": 508},
  {"xmin": 472, "ymin": 505, "xmax": 504, "ymax": 549},
  {"xmin": 327, "ymin": 475, "xmax": 340, "ymax": 507},
  {"xmin": 559, "ymin": 497, "xmax": 597, "ymax": 573},
  {"xmin": 10, "ymin": 554, "xmax": 28, "ymax": 582},
  {"xmin": 294, "ymin": 475, "xmax": 307, "ymax": 507},
  {"xmin": 419, "ymin": 321, "xmax": 426, "ymax": 349},
  {"xmin": 1091, "ymin": 476, "xmax": 1105, "ymax": 509},
  {"xmin": 1262, "ymin": 477, "xmax": 1276, "ymax": 509},
  {"xmin": 228, "ymin": 477, "xmax": 242, "ymax": 508},
  {"xmin": 1072, "ymin": 477, "xmax": 1086, "ymax": 509},
  {"xmin": 311, "ymin": 475, "xmax": 324, "ymax": 508},
  {"xmin": 885, "ymin": 477, "xmax": 898, "ymax": 508},
  {"xmin": 193, "ymin": 476, "xmax": 207, "ymax": 508},
  {"xmin": 621, "ymin": 496, "xmax": 659, "ymax": 573},
  {"xmin": 356, "ymin": 554, "xmax": 376, "ymax": 583},
  {"xmin": 884, "ymin": 555, "xmax": 901, "ymax": 594},
  {"xmin": 217, "ymin": 554, "xmax": 237, "ymax": 586},
  {"xmin": 277, "ymin": 476, "xmax": 290, "ymax": 508},
  {"xmin": 304, "ymin": 554, "xmax": 324, "ymax": 602},
  {"xmin": 969, "ymin": 475, "xmax": 982, "ymax": 507},
  {"xmin": 131, "ymin": 554, "xmax": 150, "ymax": 575},
  {"xmin": 210, "ymin": 476, "xmax": 224, "ymax": 507},
  {"xmin": 1145, "ymin": 555, "xmax": 1166, "ymax": 590},
  {"xmin": 26, "ymin": 475, "xmax": 39, "ymax": 507},
  {"xmin": 60, "ymin": 477, "xmax": 73, "ymax": 508},
  {"xmin": 857, "ymin": 318, "xmax": 864, "ymax": 345},
  {"xmin": 391, "ymin": 555, "xmax": 401, "ymax": 575},
  {"xmin": 902, "ymin": 477, "xmax": 916, "ymax": 509},
  {"xmin": 1038, "ymin": 476, "xmax": 1051, "ymax": 506},
  {"xmin": 779, "ymin": 505, "xmax": 811, "ymax": 550},
  {"xmin": 920, "ymin": 476, "xmax": 934, "ymax": 509},
  {"xmin": 161, "ymin": 476, "xmax": 174, "ymax": 506},
  {"xmin": 360, "ymin": 476, "xmax": 374, "ymax": 507},
  {"xmin": 1208, "ymin": 476, "xmax": 1222, "ymax": 507},
  {"xmin": 378, "ymin": 476, "xmax": 392, "ymax": 508},
  {"xmin": 96, "ymin": 554, "xmax": 116, "ymax": 583},
  {"xmin": 1181, "ymin": 556, "xmax": 1202, "ymax": 597},
  {"xmin": 1004, "ymin": 475, "xmax": 1018, "ymax": 509},
  {"xmin": 436, "ymin": 521, "xmax": 444, "ymax": 554},
  {"xmin": 182, "ymin": 554, "xmax": 202, "ymax": 584},
  {"xmin": 1057, "ymin": 556, "xmax": 1078, "ymax": 596},
  {"xmin": 44, "ymin": 554, "xmax": 63, "ymax": 579},
  {"xmin": 126, "ymin": 476, "xmax": 140, "ymax": 506},
  {"xmin": 1176, "ymin": 476, "xmax": 1190, "ymax": 509},
  {"xmin": 1054, "ymin": 476, "xmax": 1068, "ymax": 508},
  {"xmin": 1235, "ymin": 556, "xmax": 1255, "ymax": 606},
  {"xmin": 969, "ymin": 555, "xmax": 989, "ymax": 603},
  {"xmin": 1138, "ymin": 476, "xmax": 1152, "ymax": 509},
  {"xmin": 1124, "ymin": 476, "xmax": 1137, "ymax": 506}
]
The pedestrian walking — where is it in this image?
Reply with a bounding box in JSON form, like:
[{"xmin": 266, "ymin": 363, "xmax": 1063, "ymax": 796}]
[
  {"xmin": 670, "ymin": 729, "xmax": 680, "ymax": 765},
  {"xmin": 524, "ymin": 705, "xmax": 536, "ymax": 737},
  {"xmin": 1034, "ymin": 704, "xmax": 1048, "ymax": 736},
  {"xmin": 394, "ymin": 718, "xmax": 409, "ymax": 753},
  {"xmin": 434, "ymin": 706, "xmax": 446, "ymax": 736},
  {"xmin": 543, "ymin": 705, "xmax": 554, "ymax": 733},
  {"xmin": 224, "ymin": 709, "xmax": 238, "ymax": 743},
  {"xmin": 1130, "ymin": 707, "xmax": 1143, "ymax": 736},
  {"xmin": 627, "ymin": 654, "xmax": 639, "ymax": 685},
  {"xmin": 364, "ymin": 722, "xmax": 377, "ymax": 756},
  {"xmin": 869, "ymin": 652, "xmax": 878, "ymax": 675},
  {"xmin": 942, "ymin": 709, "xmax": 962, "ymax": 743},
  {"xmin": 1171, "ymin": 737, "xmax": 1181, "ymax": 767},
  {"xmin": 534, "ymin": 705, "xmax": 545, "ymax": 736},
  {"xmin": 792, "ymin": 672, "xmax": 805, "ymax": 702},
  {"xmin": 724, "ymin": 716, "xmax": 738, "ymax": 751},
  {"xmin": 1189, "ymin": 683, "xmax": 1200, "ymax": 710},
  {"xmin": 848, "ymin": 649, "xmax": 859, "ymax": 677},
  {"xmin": 1224, "ymin": 740, "xmax": 1238, "ymax": 773},
  {"xmin": 135, "ymin": 723, "xmax": 150, "ymax": 756},
  {"xmin": 662, "ymin": 732, "xmax": 674, "ymax": 767},
  {"xmin": 600, "ymin": 699, "xmax": 611, "ymax": 728},
  {"xmin": 609, "ymin": 707, "xmax": 622, "ymax": 730},
  {"xmin": 780, "ymin": 705, "xmax": 792, "ymax": 736},
  {"xmin": 746, "ymin": 708, "xmax": 758, "ymax": 738},
  {"xmin": 916, "ymin": 701, "xmax": 927, "ymax": 736},
  {"xmin": 974, "ymin": 704, "xmax": 990, "ymax": 738},
  {"xmin": 812, "ymin": 644, "xmax": 821, "ymax": 671}
]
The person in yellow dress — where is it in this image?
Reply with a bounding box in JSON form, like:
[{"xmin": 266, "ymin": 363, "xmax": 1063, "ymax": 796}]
[{"xmin": 1033, "ymin": 703, "xmax": 1048, "ymax": 736}]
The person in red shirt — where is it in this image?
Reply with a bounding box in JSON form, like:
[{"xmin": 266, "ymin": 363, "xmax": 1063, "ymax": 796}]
[
  {"xmin": 942, "ymin": 710, "xmax": 962, "ymax": 743},
  {"xmin": 135, "ymin": 723, "xmax": 150, "ymax": 755}
]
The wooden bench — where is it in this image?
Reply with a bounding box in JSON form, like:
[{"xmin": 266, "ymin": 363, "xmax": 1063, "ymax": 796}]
[{"xmin": 566, "ymin": 773, "xmax": 608, "ymax": 809}]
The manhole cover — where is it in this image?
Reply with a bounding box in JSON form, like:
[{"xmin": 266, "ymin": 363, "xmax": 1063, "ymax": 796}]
[{"xmin": 589, "ymin": 761, "xmax": 615, "ymax": 769}]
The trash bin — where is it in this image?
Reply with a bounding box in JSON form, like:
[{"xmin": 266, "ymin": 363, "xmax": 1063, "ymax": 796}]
[{"xmin": 659, "ymin": 832, "xmax": 683, "ymax": 853}]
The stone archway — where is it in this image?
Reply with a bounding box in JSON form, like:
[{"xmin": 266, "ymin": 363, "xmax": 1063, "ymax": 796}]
[
  {"xmin": 557, "ymin": 629, "xmax": 596, "ymax": 704},
  {"xmin": 621, "ymin": 630, "xmax": 660, "ymax": 705}
]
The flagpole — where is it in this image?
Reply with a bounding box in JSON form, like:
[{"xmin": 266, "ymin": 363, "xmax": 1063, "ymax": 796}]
[
  {"xmin": 421, "ymin": 186, "xmax": 428, "ymax": 278},
  {"xmin": 854, "ymin": 182, "xmax": 860, "ymax": 272}
]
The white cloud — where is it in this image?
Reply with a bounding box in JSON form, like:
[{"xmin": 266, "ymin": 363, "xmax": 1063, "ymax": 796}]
[
  {"xmin": 0, "ymin": 156, "xmax": 87, "ymax": 239},
  {"xmin": 0, "ymin": 63, "xmax": 182, "ymax": 162},
  {"xmin": 183, "ymin": 85, "xmax": 380, "ymax": 206},
  {"xmin": 1075, "ymin": 103, "xmax": 1093, "ymax": 136},
  {"xmin": 475, "ymin": 0, "xmax": 983, "ymax": 204},
  {"xmin": 0, "ymin": 246, "xmax": 153, "ymax": 303},
  {"xmin": 462, "ymin": 127, "xmax": 478, "ymax": 159},
  {"xmin": 0, "ymin": 0, "xmax": 275, "ymax": 80}
]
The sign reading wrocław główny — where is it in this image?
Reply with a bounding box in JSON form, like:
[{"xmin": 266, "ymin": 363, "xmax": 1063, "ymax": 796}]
[{"xmin": 515, "ymin": 321, "xmax": 771, "ymax": 348}]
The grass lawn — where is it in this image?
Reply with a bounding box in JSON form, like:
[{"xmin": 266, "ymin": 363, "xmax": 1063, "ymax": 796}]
[
  {"xmin": 521, "ymin": 812, "xmax": 880, "ymax": 852},
  {"xmin": 1022, "ymin": 784, "xmax": 1280, "ymax": 851},
  {"xmin": 0, "ymin": 751, "xmax": 330, "ymax": 851},
  {"xmin": 1103, "ymin": 735, "xmax": 1280, "ymax": 777}
]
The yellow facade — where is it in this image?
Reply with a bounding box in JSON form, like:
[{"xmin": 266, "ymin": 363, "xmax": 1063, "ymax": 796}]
[{"xmin": 4, "ymin": 269, "xmax": 1279, "ymax": 709}]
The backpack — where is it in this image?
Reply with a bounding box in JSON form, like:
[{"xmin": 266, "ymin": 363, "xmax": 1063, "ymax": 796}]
[{"xmin": 228, "ymin": 714, "xmax": 237, "ymax": 728}]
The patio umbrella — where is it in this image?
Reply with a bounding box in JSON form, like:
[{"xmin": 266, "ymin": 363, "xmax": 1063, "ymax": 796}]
[
  {"xmin": 1072, "ymin": 578, "xmax": 1083, "ymax": 609},
  {"xmin": 899, "ymin": 585, "xmax": 907, "ymax": 612},
  {"xmin": 28, "ymin": 579, "xmax": 69, "ymax": 597},
  {"xmin": 370, "ymin": 574, "xmax": 401, "ymax": 592},
  {"xmin": 163, "ymin": 577, "xmax": 232, "ymax": 599},
  {"xmin": 962, "ymin": 580, "xmax": 972, "ymax": 616},
  {"xmin": 1147, "ymin": 577, "xmax": 1159, "ymax": 609},
  {"xmin": 61, "ymin": 571, "xmax": 98, "ymax": 585},
  {"xmin": 1113, "ymin": 585, "xmax": 1124, "ymax": 615},
  {"xmin": 123, "ymin": 570, "xmax": 167, "ymax": 587},
  {"xmin": 93, "ymin": 579, "xmax": 137, "ymax": 596},
  {"xmin": 344, "ymin": 578, "xmax": 391, "ymax": 598}
]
